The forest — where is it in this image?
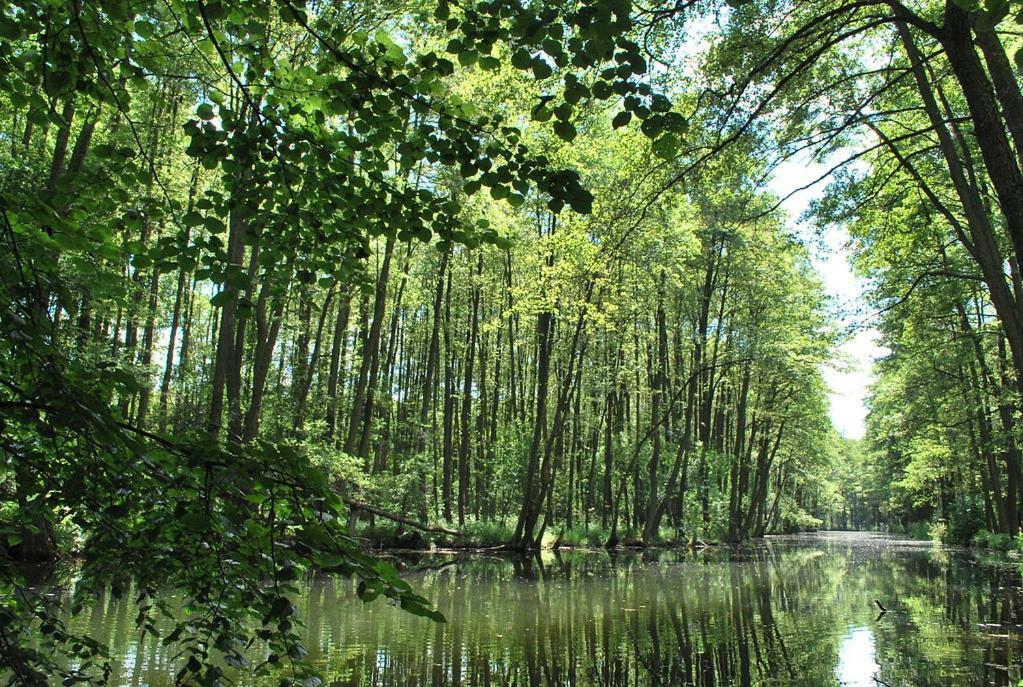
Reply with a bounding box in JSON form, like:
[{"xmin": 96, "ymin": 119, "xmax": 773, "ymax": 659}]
[{"xmin": 2, "ymin": 0, "xmax": 1023, "ymax": 685}]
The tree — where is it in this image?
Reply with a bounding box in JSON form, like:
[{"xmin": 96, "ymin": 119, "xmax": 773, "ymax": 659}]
[{"xmin": 0, "ymin": 0, "xmax": 858, "ymax": 682}]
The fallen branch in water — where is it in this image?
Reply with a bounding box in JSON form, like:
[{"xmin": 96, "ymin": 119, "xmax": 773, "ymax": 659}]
[{"xmin": 344, "ymin": 499, "xmax": 462, "ymax": 537}]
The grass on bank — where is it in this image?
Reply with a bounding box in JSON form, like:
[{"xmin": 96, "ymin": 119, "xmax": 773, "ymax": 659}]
[{"xmin": 922, "ymin": 519, "xmax": 1023, "ymax": 553}]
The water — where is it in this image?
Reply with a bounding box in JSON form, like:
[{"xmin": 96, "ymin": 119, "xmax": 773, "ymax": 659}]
[{"xmin": 54, "ymin": 532, "xmax": 1023, "ymax": 686}]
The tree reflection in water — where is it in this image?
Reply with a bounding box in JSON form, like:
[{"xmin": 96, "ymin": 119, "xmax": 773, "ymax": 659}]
[{"xmin": 58, "ymin": 533, "xmax": 1023, "ymax": 686}]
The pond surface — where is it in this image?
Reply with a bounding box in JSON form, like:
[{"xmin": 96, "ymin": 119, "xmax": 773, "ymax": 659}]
[{"xmin": 58, "ymin": 532, "xmax": 1023, "ymax": 686}]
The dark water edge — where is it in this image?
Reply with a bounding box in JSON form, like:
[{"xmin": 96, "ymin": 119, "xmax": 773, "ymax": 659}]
[{"xmin": 38, "ymin": 532, "xmax": 1023, "ymax": 686}]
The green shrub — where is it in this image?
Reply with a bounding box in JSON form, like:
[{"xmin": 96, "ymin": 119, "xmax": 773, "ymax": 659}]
[
  {"xmin": 972, "ymin": 530, "xmax": 1014, "ymax": 551},
  {"xmin": 657, "ymin": 526, "xmax": 684, "ymax": 545},
  {"xmin": 946, "ymin": 495, "xmax": 985, "ymax": 545},
  {"xmin": 778, "ymin": 504, "xmax": 823, "ymax": 534},
  {"xmin": 989, "ymin": 533, "xmax": 1014, "ymax": 551},
  {"xmin": 560, "ymin": 525, "xmax": 611, "ymax": 547},
  {"xmin": 355, "ymin": 521, "xmax": 401, "ymax": 547},
  {"xmin": 905, "ymin": 521, "xmax": 930, "ymax": 540},
  {"xmin": 618, "ymin": 525, "xmax": 642, "ymax": 543},
  {"xmin": 458, "ymin": 519, "xmax": 514, "ymax": 548},
  {"xmin": 971, "ymin": 530, "xmax": 991, "ymax": 549}
]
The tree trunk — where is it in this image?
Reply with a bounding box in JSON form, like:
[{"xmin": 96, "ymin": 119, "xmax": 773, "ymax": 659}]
[
  {"xmin": 457, "ymin": 252, "xmax": 482, "ymax": 526},
  {"xmin": 344, "ymin": 237, "xmax": 395, "ymax": 457},
  {"xmin": 324, "ymin": 293, "xmax": 352, "ymax": 442}
]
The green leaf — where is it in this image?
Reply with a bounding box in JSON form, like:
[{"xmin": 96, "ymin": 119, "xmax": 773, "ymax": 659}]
[
  {"xmin": 628, "ymin": 54, "xmax": 647, "ymax": 74},
  {"xmin": 267, "ymin": 597, "xmax": 294, "ymax": 620},
  {"xmin": 204, "ymin": 216, "xmax": 227, "ymax": 234},
  {"xmin": 567, "ymin": 187, "xmax": 593, "ymax": 214},
  {"xmin": 531, "ymin": 104, "xmax": 553, "ymax": 122},
  {"xmin": 182, "ymin": 210, "xmax": 204, "ymax": 227},
  {"xmin": 565, "ymin": 80, "xmax": 589, "ymax": 104},
  {"xmin": 553, "ymin": 120, "xmax": 577, "ymax": 142},
  {"xmin": 400, "ymin": 597, "xmax": 446, "ymax": 622},
  {"xmin": 210, "ymin": 289, "xmax": 235, "ymax": 307},
  {"xmin": 612, "ymin": 111, "xmax": 632, "ymax": 129},
  {"xmin": 640, "ymin": 115, "xmax": 664, "ymax": 138},
  {"xmin": 592, "ymin": 80, "xmax": 613, "ymax": 99},
  {"xmin": 511, "ymin": 49, "xmax": 532, "ymax": 70},
  {"xmin": 663, "ymin": 111, "xmax": 688, "ymax": 133},
  {"xmin": 652, "ymin": 134, "xmax": 680, "ymax": 160}
]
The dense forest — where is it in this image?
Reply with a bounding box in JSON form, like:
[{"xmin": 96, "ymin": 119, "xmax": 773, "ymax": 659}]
[{"xmin": 2, "ymin": 0, "xmax": 1023, "ymax": 684}]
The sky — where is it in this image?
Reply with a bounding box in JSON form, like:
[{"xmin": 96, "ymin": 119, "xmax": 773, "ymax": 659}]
[{"xmin": 768, "ymin": 157, "xmax": 887, "ymax": 440}]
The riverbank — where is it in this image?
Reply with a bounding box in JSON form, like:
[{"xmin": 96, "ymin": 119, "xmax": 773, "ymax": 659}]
[
  {"xmin": 353, "ymin": 519, "xmax": 725, "ymax": 551},
  {"xmin": 348, "ymin": 518, "xmax": 835, "ymax": 552}
]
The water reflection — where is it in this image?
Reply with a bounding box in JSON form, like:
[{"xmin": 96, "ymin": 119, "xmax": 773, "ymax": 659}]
[
  {"xmin": 836, "ymin": 627, "xmax": 878, "ymax": 686},
  {"xmin": 56, "ymin": 532, "xmax": 1023, "ymax": 686}
]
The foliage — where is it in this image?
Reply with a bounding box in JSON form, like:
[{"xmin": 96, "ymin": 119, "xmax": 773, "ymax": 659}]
[
  {"xmin": 456, "ymin": 520, "xmax": 517, "ymax": 548},
  {"xmin": 0, "ymin": 259, "xmax": 441, "ymax": 687},
  {"xmin": 560, "ymin": 525, "xmax": 613, "ymax": 547},
  {"xmin": 947, "ymin": 497, "xmax": 988, "ymax": 546},
  {"xmin": 927, "ymin": 521, "xmax": 947, "ymax": 545},
  {"xmin": 970, "ymin": 530, "xmax": 1014, "ymax": 551},
  {"xmin": 23, "ymin": 0, "xmax": 1023, "ymax": 681}
]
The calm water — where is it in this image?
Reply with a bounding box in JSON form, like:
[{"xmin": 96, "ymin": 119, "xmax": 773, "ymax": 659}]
[{"xmin": 54, "ymin": 532, "xmax": 1023, "ymax": 686}]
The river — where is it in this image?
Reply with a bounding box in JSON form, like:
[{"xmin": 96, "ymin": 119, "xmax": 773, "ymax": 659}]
[{"xmin": 54, "ymin": 531, "xmax": 1023, "ymax": 686}]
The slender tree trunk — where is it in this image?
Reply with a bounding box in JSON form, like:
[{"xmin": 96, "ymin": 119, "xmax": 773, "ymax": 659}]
[
  {"xmin": 971, "ymin": 27, "xmax": 1023, "ymax": 171},
  {"xmin": 158, "ymin": 164, "xmax": 201, "ymax": 431},
  {"xmin": 325, "ymin": 293, "xmax": 352, "ymax": 442},
  {"xmin": 345, "ymin": 237, "xmax": 395, "ymax": 457},
  {"xmin": 941, "ymin": 6, "xmax": 1023, "ymax": 269},
  {"xmin": 416, "ymin": 249, "xmax": 449, "ymax": 520},
  {"xmin": 442, "ymin": 262, "xmax": 456, "ymax": 522},
  {"xmin": 643, "ymin": 273, "xmax": 669, "ymax": 543},
  {"xmin": 512, "ymin": 304, "xmax": 553, "ymax": 547},
  {"xmin": 895, "ymin": 23, "xmax": 1023, "ymax": 391},
  {"xmin": 208, "ymin": 105, "xmax": 254, "ymax": 440},
  {"xmin": 726, "ymin": 362, "xmax": 752, "ymax": 541},
  {"xmin": 457, "ymin": 252, "xmax": 482, "ymax": 526},
  {"xmin": 134, "ymin": 244, "xmax": 162, "ymax": 428}
]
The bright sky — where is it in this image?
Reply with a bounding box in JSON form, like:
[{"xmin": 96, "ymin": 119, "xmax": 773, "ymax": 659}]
[
  {"xmin": 835, "ymin": 626, "xmax": 882, "ymax": 686},
  {"xmin": 768, "ymin": 156, "xmax": 887, "ymax": 440}
]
